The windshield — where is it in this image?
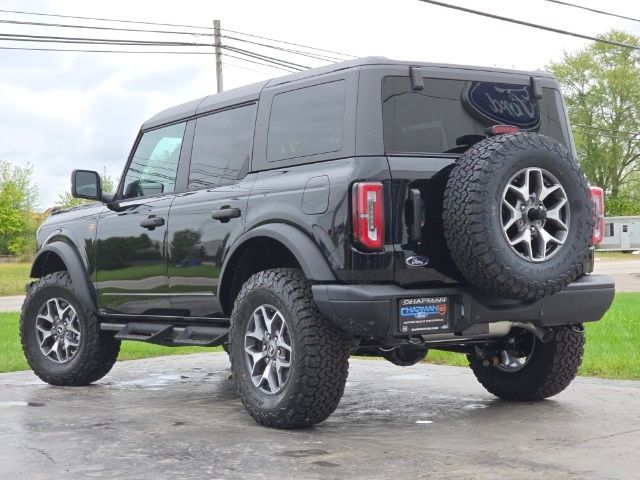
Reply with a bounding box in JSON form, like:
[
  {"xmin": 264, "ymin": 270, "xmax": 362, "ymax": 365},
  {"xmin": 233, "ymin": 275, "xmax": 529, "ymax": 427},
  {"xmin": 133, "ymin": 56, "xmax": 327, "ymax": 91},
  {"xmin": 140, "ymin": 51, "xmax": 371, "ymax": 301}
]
[{"xmin": 382, "ymin": 76, "xmax": 570, "ymax": 155}]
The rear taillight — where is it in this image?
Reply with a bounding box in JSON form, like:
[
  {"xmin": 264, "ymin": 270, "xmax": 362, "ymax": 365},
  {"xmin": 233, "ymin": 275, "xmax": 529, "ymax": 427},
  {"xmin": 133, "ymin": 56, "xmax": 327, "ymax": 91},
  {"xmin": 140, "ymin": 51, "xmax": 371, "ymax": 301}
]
[
  {"xmin": 352, "ymin": 182, "xmax": 384, "ymax": 250},
  {"xmin": 486, "ymin": 125, "xmax": 520, "ymax": 136},
  {"xmin": 590, "ymin": 186, "xmax": 604, "ymax": 245}
]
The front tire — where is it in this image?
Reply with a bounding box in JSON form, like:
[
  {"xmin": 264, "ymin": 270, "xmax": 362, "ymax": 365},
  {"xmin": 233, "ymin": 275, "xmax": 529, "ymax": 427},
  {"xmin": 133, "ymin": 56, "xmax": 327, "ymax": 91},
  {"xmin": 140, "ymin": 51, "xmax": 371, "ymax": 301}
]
[
  {"xmin": 229, "ymin": 268, "xmax": 349, "ymax": 429},
  {"xmin": 468, "ymin": 325, "xmax": 584, "ymax": 401},
  {"xmin": 20, "ymin": 272, "xmax": 120, "ymax": 386}
]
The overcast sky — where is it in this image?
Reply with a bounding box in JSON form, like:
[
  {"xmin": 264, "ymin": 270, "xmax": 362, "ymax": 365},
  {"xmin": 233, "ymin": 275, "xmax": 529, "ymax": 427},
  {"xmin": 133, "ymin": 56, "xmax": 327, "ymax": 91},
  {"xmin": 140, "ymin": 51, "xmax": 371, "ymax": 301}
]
[{"xmin": 1, "ymin": 0, "xmax": 639, "ymax": 209}]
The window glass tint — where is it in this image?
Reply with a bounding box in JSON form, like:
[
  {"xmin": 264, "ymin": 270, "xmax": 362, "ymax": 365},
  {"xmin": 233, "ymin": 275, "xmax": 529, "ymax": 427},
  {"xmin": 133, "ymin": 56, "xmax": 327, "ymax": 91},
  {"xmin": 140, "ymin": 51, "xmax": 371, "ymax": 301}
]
[
  {"xmin": 382, "ymin": 77, "xmax": 569, "ymax": 154},
  {"xmin": 267, "ymin": 80, "xmax": 346, "ymax": 161},
  {"xmin": 188, "ymin": 104, "xmax": 256, "ymax": 189},
  {"xmin": 123, "ymin": 122, "xmax": 185, "ymax": 198}
]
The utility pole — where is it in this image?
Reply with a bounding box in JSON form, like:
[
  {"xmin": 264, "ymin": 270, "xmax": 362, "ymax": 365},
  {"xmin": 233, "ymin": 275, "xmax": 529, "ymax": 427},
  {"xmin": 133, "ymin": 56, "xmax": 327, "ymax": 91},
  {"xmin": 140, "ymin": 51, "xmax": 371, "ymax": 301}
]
[{"xmin": 213, "ymin": 20, "xmax": 223, "ymax": 93}]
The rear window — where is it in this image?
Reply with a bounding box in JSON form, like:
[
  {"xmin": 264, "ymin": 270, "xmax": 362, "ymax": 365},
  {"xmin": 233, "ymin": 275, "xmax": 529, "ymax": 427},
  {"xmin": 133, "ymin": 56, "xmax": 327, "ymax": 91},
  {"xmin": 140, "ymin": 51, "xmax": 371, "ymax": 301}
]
[
  {"xmin": 267, "ymin": 80, "xmax": 346, "ymax": 161},
  {"xmin": 382, "ymin": 76, "xmax": 569, "ymax": 155}
]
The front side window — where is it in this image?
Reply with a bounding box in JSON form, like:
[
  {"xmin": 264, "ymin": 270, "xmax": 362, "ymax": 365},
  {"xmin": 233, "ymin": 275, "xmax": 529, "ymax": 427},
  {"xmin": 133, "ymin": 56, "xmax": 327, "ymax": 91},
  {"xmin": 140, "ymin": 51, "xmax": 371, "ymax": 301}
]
[
  {"xmin": 267, "ymin": 80, "xmax": 346, "ymax": 161},
  {"xmin": 188, "ymin": 104, "xmax": 256, "ymax": 190},
  {"xmin": 382, "ymin": 77, "xmax": 570, "ymax": 155},
  {"xmin": 122, "ymin": 122, "xmax": 186, "ymax": 198}
]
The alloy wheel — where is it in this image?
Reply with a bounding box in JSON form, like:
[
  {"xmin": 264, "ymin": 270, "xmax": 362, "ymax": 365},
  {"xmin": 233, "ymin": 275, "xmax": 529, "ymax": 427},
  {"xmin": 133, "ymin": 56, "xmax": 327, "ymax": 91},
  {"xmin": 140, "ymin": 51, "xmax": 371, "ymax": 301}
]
[
  {"xmin": 244, "ymin": 304, "xmax": 293, "ymax": 395},
  {"xmin": 501, "ymin": 167, "xmax": 570, "ymax": 262},
  {"xmin": 35, "ymin": 298, "xmax": 81, "ymax": 364}
]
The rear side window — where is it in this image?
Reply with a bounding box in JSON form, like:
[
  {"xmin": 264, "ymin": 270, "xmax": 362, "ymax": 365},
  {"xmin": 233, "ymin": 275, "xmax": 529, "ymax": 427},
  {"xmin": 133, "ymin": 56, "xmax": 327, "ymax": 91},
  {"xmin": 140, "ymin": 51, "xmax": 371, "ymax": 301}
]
[
  {"xmin": 188, "ymin": 104, "xmax": 256, "ymax": 189},
  {"xmin": 382, "ymin": 77, "xmax": 569, "ymax": 154},
  {"xmin": 122, "ymin": 122, "xmax": 186, "ymax": 198},
  {"xmin": 267, "ymin": 80, "xmax": 346, "ymax": 161}
]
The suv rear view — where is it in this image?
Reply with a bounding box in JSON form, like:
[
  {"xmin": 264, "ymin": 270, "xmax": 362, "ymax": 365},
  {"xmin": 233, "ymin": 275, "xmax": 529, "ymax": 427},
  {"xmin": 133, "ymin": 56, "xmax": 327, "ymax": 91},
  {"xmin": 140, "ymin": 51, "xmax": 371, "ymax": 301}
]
[{"xmin": 21, "ymin": 57, "xmax": 614, "ymax": 429}]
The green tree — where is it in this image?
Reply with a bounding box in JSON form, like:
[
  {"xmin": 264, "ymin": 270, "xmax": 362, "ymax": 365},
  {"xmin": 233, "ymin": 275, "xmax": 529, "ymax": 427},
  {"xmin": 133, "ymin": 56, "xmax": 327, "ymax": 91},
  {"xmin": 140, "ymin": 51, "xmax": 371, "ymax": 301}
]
[
  {"xmin": 0, "ymin": 161, "xmax": 39, "ymax": 256},
  {"xmin": 548, "ymin": 30, "xmax": 640, "ymax": 214},
  {"xmin": 55, "ymin": 169, "xmax": 118, "ymax": 209}
]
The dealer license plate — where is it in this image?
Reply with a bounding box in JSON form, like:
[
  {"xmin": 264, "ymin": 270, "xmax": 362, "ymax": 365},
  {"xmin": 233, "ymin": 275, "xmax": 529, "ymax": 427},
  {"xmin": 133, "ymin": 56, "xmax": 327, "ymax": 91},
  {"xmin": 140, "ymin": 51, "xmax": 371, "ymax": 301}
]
[{"xmin": 398, "ymin": 296, "xmax": 450, "ymax": 334}]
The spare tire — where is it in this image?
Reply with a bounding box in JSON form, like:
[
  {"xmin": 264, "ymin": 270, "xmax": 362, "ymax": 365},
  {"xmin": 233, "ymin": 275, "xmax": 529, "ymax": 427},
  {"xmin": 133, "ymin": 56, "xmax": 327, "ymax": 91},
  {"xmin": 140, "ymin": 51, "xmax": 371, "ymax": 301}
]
[{"xmin": 442, "ymin": 133, "xmax": 593, "ymax": 301}]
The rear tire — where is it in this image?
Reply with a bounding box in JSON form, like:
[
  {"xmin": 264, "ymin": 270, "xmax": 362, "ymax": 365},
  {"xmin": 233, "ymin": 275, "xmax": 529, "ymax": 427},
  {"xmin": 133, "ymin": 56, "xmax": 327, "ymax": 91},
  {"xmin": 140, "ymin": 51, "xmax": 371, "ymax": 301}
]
[
  {"xmin": 20, "ymin": 272, "xmax": 120, "ymax": 386},
  {"xmin": 468, "ymin": 325, "xmax": 584, "ymax": 401},
  {"xmin": 229, "ymin": 268, "xmax": 349, "ymax": 429}
]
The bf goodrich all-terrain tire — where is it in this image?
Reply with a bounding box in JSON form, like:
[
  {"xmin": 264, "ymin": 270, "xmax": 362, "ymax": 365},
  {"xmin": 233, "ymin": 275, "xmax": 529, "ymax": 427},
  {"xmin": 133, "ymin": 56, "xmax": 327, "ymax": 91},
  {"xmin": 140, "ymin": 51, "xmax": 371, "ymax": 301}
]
[
  {"xmin": 443, "ymin": 133, "xmax": 593, "ymax": 301},
  {"xmin": 468, "ymin": 325, "xmax": 584, "ymax": 401},
  {"xmin": 20, "ymin": 272, "xmax": 120, "ymax": 386},
  {"xmin": 229, "ymin": 268, "xmax": 349, "ymax": 429}
]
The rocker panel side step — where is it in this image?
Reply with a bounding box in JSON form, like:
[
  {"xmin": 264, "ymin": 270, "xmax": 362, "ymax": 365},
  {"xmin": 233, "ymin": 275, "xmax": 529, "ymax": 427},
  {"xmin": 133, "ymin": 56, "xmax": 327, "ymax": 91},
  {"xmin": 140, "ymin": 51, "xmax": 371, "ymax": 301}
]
[{"xmin": 103, "ymin": 322, "xmax": 228, "ymax": 347}]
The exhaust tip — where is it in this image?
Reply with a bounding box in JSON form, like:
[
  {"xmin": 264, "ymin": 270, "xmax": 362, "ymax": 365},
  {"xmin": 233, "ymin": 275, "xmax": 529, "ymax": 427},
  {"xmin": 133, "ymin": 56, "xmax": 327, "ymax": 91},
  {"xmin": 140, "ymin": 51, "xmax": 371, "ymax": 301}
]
[{"xmin": 539, "ymin": 328, "xmax": 555, "ymax": 344}]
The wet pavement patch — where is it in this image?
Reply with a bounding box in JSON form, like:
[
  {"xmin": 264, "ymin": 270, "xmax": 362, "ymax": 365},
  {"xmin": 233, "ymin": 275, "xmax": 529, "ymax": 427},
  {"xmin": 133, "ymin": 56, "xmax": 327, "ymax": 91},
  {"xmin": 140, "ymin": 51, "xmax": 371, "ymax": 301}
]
[
  {"xmin": 280, "ymin": 449, "xmax": 329, "ymax": 458},
  {"xmin": 0, "ymin": 354, "xmax": 638, "ymax": 480}
]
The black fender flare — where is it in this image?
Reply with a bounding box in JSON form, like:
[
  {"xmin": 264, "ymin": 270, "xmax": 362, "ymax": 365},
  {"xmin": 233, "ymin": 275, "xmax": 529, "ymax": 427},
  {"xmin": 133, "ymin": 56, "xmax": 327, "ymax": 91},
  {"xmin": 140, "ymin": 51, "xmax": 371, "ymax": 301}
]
[
  {"xmin": 218, "ymin": 223, "xmax": 337, "ymax": 311},
  {"xmin": 30, "ymin": 241, "xmax": 97, "ymax": 313},
  {"xmin": 221, "ymin": 223, "xmax": 337, "ymax": 282}
]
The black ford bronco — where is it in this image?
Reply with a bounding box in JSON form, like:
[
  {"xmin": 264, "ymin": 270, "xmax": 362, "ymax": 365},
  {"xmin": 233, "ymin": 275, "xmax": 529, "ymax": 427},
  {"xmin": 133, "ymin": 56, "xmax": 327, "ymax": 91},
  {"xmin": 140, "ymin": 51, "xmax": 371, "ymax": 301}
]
[{"xmin": 21, "ymin": 57, "xmax": 615, "ymax": 429}]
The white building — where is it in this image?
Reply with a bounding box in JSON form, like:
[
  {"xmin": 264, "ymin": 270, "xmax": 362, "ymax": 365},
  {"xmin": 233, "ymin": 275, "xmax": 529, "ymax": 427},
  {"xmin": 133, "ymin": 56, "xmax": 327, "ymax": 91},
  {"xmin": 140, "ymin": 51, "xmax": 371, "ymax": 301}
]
[{"xmin": 599, "ymin": 216, "xmax": 640, "ymax": 251}]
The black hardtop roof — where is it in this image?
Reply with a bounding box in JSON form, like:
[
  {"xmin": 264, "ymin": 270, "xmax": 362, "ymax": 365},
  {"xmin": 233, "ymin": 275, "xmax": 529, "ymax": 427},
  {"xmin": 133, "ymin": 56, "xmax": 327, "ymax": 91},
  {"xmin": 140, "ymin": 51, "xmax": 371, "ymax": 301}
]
[{"xmin": 142, "ymin": 56, "xmax": 553, "ymax": 130}]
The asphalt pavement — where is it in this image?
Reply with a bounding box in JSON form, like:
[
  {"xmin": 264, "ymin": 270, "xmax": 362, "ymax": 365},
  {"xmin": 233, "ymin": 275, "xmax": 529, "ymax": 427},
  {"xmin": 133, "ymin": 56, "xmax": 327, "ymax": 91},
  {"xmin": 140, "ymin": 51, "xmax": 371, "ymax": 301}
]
[
  {"xmin": 1, "ymin": 353, "xmax": 639, "ymax": 479},
  {"xmin": 593, "ymin": 258, "xmax": 640, "ymax": 292},
  {"xmin": 0, "ymin": 295, "xmax": 25, "ymax": 312}
]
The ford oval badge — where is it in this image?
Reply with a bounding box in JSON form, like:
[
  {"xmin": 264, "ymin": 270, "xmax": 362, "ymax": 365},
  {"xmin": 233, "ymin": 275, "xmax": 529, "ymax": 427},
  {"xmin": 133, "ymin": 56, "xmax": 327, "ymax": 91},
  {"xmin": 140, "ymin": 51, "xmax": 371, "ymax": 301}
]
[{"xmin": 406, "ymin": 255, "xmax": 429, "ymax": 267}]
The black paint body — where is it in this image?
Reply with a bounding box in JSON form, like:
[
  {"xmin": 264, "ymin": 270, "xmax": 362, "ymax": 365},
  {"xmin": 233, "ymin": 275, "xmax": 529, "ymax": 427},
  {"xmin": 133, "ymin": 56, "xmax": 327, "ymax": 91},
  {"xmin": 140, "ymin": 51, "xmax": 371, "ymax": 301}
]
[{"xmin": 33, "ymin": 57, "xmax": 610, "ymax": 338}]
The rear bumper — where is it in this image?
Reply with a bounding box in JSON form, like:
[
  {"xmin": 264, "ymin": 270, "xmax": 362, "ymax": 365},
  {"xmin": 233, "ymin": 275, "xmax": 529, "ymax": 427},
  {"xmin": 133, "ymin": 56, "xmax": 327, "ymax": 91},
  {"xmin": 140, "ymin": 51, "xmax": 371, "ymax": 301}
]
[{"xmin": 312, "ymin": 274, "xmax": 615, "ymax": 337}]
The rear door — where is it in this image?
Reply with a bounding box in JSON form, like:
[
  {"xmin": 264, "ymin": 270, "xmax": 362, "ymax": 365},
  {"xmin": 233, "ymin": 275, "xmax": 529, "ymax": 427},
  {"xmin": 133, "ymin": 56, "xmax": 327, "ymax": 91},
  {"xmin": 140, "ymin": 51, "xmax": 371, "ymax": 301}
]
[
  {"xmin": 96, "ymin": 121, "xmax": 187, "ymax": 315},
  {"xmin": 381, "ymin": 74, "xmax": 573, "ymax": 287},
  {"xmin": 167, "ymin": 103, "xmax": 257, "ymax": 317}
]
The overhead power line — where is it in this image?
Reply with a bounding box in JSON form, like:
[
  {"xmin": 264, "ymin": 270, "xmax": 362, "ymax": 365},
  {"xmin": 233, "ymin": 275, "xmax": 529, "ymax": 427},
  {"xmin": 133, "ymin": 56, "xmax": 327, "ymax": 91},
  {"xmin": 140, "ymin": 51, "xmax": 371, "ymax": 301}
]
[
  {"xmin": 0, "ymin": 7, "xmax": 355, "ymax": 58},
  {"xmin": 0, "ymin": 7, "xmax": 213, "ymax": 30},
  {"xmin": 221, "ymin": 27, "xmax": 355, "ymax": 59},
  {"xmin": 0, "ymin": 32, "xmax": 202, "ymax": 46},
  {"xmin": 221, "ymin": 35, "xmax": 343, "ymax": 62},
  {"xmin": 222, "ymin": 52, "xmax": 298, "ymax": 73},
  {"xmin": 0, "ymin": 37, "xmax": 309, "ymax": 73},
  {"xmin": 222, "ymin": 45, "xmax": 309, "ymax": 70},
  {"xmin": 0, "ymin": 17, "xmax": 211, "ymax": 36},
  {"xmin": 544, "ymin": 0, "xmax": 640, "ymax": 24},
  {"xmin": 0, "ymin": 18, "xmax": 342, "ymax": 62},
  {"xmin": 0, "ymin": 45, "xmax": 212, "ymax": 54},
  {"xmin": 417, "ymin": 0, "xmax": 640, "ymax": 52}
]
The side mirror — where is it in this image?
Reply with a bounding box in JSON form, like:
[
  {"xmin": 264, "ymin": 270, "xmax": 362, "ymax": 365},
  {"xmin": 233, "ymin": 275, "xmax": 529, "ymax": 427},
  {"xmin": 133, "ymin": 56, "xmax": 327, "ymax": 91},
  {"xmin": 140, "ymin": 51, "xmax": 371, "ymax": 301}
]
[{"xmin": 71, "ymin": 169, "xmax": 103, "ymax": 201}]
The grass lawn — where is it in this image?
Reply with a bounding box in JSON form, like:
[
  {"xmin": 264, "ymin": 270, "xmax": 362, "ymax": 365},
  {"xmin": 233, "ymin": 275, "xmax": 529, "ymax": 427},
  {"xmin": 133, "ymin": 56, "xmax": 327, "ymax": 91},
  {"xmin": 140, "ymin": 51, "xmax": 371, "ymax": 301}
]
[
  {"xmin": 0, "ymin": 263, "xmax": 31, "ymax": 296},
  {"xmin": 1, "ymin": 294, "xmax": 638, "ymax": 380},
  {"xmin": 595, "ymin": 251, "xmax": 640, "ymax": 260},
  {"xmin": 426, "ymin": 293, "xmax": 640, "ymax": 380}
]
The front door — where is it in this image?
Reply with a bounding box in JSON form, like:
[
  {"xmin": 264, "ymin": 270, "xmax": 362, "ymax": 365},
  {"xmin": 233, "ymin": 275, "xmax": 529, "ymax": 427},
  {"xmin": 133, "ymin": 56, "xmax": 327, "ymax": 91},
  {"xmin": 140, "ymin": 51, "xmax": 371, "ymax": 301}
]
[
  {"xmin": 621, "ymin": 224, "xmax": 631, "ymax": 250},
  {"xmin": 95, "ymin": 121, "xmax": 187, "ymax": 315},
  {"xmin": 167, "ymin": 103, "xmax": 257, "ymax": 317}
]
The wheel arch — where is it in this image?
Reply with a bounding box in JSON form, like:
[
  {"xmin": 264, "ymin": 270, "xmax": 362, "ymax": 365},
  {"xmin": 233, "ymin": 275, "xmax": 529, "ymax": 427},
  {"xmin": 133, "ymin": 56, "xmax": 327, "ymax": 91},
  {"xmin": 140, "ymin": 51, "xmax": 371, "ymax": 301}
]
[
  {"xmin": 30, "ymin": 241, "xmax": 97, "ymax": 313},
  {"xmin": 218, "ymin": 224, "xmax": 336, "ymax": 315}
]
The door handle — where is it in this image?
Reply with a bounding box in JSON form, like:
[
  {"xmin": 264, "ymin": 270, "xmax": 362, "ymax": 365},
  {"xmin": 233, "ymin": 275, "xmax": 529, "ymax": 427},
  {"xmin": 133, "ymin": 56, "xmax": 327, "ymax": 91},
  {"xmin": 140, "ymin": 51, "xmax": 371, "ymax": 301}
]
[
  {"xmin": 408, "ymin": 189, "xmax": 424, "ymax": 243},
  {"xmin": 139, "ymin": 216, "xmax": 165, "ymax": 230},
  {"xmin": 211, "ymin": 207, "xmax": 241, "ymax": 223}
]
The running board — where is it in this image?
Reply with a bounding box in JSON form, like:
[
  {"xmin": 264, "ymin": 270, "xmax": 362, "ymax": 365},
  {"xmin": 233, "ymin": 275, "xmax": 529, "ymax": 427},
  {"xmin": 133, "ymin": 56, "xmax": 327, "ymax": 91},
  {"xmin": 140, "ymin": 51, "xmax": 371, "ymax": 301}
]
[{"xmin": 104, "ymin": 322, "xmax": 228, "ymax": 347}]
